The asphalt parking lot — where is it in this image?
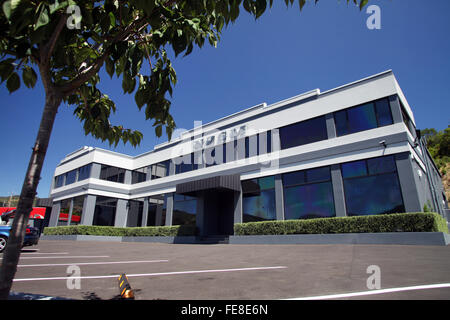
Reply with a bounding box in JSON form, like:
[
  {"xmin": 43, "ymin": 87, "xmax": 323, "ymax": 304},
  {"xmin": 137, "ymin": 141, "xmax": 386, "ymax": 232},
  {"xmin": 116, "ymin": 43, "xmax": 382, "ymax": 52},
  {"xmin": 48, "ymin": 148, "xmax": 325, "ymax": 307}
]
[{"xmin": 4, "ymin": 240, "xmax": 450, "ymax": 300}]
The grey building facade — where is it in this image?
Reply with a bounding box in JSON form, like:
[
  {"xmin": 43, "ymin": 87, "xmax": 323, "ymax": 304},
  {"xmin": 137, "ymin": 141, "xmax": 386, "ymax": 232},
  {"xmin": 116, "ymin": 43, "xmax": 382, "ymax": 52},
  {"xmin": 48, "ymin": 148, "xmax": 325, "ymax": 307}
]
[{"xmin": 47, "ymin": 71, "xmax": 448, "ymax": 236}]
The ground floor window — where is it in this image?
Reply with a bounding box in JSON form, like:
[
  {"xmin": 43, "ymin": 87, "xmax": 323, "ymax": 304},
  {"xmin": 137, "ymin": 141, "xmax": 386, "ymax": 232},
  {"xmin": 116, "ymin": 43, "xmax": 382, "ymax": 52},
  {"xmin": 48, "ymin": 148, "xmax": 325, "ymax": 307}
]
[
  {"xmin": 58, "ymin": 199, "xmax": 71, "ymax": 226},
  {"xmin": 70, "ymin": 196, "xmax": 84, "ymax": 225},
  {"xmin": 93, "ymin": 196, "xmax": 117, "ymax": 226},
  {"xmin": 341, "ymin": 155, "xmax": 405, "ymax": 216},
  {"xmin": 127, "ymin": 200, "xmax": 144, "ymax": 227},
  {"xmin": 283, "ymin": 166, "xmax": 335, "ymax": 220},
  {"xmin": 147, "ymin": 195, "xmax": 166, "ymax": 226},
  {"xmin": 172, "ymin": 194, "xmax": 196, "ymax": 226},
  {"xmin": 242, "ymin": 176, "xmax": 276, "ymax": 222}
]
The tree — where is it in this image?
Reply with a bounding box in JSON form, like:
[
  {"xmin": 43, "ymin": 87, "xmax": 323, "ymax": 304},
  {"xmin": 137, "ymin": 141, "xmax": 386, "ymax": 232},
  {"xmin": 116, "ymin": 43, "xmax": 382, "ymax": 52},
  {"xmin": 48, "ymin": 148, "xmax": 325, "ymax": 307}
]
[{"xmin": 0, "ymin": 0, "xmax": 370, "ymax": 299}]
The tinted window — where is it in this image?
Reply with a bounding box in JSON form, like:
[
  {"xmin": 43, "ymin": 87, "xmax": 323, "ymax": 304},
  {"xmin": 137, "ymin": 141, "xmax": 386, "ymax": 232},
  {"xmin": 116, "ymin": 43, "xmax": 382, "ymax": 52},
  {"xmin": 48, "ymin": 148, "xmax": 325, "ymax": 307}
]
[
  {"xmin": 341, "ymin": 156, "xmax": 405, "ymax": 216},
  {"xmin": 65, "ymin": 169, "xmax": 77, "ymax": 185},
  {"xmin": 375, "ymin": 98, "xmax": 393, "ymax": 127},
  {"xmin": 283, "ymin": 166, "xmax": 335, "ymax": 220},
  {"xmin": 173, "ymin": 195, "xmax": 196, "ymax": 226},
  {"xmin": 347, "ymin": 102, "xmax": 377, "ymax": 134},
  {"xmin": 93, "ymin": 196, "xmax": 117, "ymax": 226},
  {"xmin": 367, "ymin": 155, "xmax": 396, "ymax": 175},
  {"xmin": 151, "ymin": 160, "xmax": 170, "ymax": 179},
  {"xmin": 341, "ymin": 160, "xmax": 367, "ymax": 179},
  {"xmin": 78, "ymin": 164, "xmax": 92, "ymax": 181},
  {"xmin": 55, "ymin": 175, "xmax": 64, "ymax": 188},
  {"xmin": 335, "ymin": 98, "xmax": 394, "ymax": 137},
  {"xmin": 284, "ymin": 182, "xmax": 335, "ymax": 220},
  {"xmin": 306, "ymin": 167, "xmax": 331, "ymax": 183},
  {"xmin": 280, "ymin": 116, "xmax": 327, "ymax": 150},
  {"xmin": 343, "ymin": 174, "xmax": 405, "ymax": 216},
  {"xmin": 242, "ymin": 176, "xmax": 276, "ymax": 222},
  {"xmin": 131, "ymin": 167, "xmax": 147, "ymax": 184},
  {"xmin": 100, "ymin": 165, "xmax": 125, "ymax": 183}
]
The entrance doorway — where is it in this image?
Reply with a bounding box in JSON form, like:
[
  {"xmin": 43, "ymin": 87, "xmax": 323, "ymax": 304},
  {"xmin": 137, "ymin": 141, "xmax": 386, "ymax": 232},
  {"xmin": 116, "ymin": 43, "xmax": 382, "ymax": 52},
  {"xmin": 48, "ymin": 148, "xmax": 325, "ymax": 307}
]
[{"xmin": 202, "ymin": 190, "xmax": 235, "ymax": 236}]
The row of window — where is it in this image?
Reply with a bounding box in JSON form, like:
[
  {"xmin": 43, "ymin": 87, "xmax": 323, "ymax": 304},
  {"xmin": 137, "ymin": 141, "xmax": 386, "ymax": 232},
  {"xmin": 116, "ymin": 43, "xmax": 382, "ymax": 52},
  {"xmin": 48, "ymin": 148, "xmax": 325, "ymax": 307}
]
[
  {"xmin": 55, "ymin": 96, "xmax": 414, "ymax": 189},
  {"xmin": 241, "ymin": 155, "xmax": 405, "ymax": 222},
  {"xmin": 54, "ymin": 164, "xmax": 92, "ymax": 188},
  {"xmin": 66, "ymin": 155, "xmax": 405, "ymax": 227}
]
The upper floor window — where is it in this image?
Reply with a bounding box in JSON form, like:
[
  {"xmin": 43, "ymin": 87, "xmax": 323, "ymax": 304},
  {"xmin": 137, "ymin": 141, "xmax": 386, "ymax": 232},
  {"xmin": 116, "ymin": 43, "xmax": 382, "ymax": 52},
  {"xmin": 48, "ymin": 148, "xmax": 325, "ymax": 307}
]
[
  {"xmin": 131, "ymin": 167, "xmax": 148, "ymax": 184},
  {"xmin": 279, "ymin": 116, "xmax": 328, "ymax": 150},
  {"xmin": 78, "ymin": 164, "xmax": 92, "ymax": 181},
  {"xmin": 100, "ymin": 165, "xmax": 125, "ymax": 183},
  {"xmin": 151, "ymin": 160, "xmax": 170, "ymax": 180},
  {"xmin": 334, "ymin": 97, "xmax": 393, "ymax": 137},
  {"xmin": 65, "ymin": 169, "xmax": 77, "ymax": 185},
  {"xmin": 54, "ymin": 175, "xmax": 64, "ymax": 188}
]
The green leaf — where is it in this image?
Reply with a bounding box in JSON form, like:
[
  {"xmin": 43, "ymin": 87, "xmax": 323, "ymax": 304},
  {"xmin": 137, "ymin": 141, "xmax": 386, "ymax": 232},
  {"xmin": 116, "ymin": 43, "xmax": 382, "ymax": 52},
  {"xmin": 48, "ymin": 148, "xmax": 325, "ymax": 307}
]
[
  {"xmin": 35, "ymin": 6, "xmax": 50, "ymax": 30},
  {"xmin": 6, "ymin": 72, "xmax": 20, "ymax": 93},
  {"xmin": 359, "ymin": 0, "xmax": 369, "ymax": 10},
  {"xmin": 22, "ymin": 67, "xmax": 37, "ymax": 88},
  {"xmin": 155, "ymin": 124, "xmax": 162, "ymax": 137},
  {"xmin": 2, "ymin": 0, "xmax": 21, "ymax": 20},
  {"xmin": 105, "ymin": 57, "xmax": 115, "ymax": 78},
  {"xmin": 0, "ymin": 62, "xmax": 15, "ymax": 83}
]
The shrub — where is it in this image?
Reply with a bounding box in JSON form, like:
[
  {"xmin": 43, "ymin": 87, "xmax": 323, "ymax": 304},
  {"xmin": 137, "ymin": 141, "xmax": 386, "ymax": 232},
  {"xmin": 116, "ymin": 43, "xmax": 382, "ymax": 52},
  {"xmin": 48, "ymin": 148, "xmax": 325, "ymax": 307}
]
[
  {"xmin": 234, "ymin": 213, "xmax": 449, "ymax": 236},
  {"xmin": 43, "ymin": 225, "xmax": 197, "ymax": 237}
]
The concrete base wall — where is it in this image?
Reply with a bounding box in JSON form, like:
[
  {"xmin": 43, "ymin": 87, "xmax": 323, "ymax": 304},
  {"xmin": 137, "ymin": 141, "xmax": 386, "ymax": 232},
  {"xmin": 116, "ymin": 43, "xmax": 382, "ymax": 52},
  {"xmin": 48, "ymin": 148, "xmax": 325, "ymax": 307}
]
[
  {"xmin": 229, "ymin": 232, "xmax": 450, "ymax": 246},
  {"xmin": 41, "ymin": 232, "xmax": 450, "ymax": 246}
]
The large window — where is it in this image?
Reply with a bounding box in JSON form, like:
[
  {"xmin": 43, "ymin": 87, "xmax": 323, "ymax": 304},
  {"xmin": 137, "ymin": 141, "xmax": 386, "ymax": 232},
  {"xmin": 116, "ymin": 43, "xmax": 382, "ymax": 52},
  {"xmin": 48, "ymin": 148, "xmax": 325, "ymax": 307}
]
[
  {"xmin": 100, "ymin": 165, "xmax": 125, "ymax": 183},
  {"xmin": 58, "ymin": 199, "xmax": 71, "ymax": 226},
  {"xmin": 65, "ymin": 169, "xmax": 77, "ymax": 185},
  {"xmin": 54, "ymin": 175, "xmax": 64, "ymax": 188},
  {"xmin": 131, "ymin": 167, "xmax": 148, "ymax": 184},
  {"xmin": 127, "ymin": 200, "xmax": 143, "ymax": 227},
  {"xmin": 93, "ymin": 196, "xmax": 117, "ymax": 226},
  {"xmin": 175, "ymin": 153, "xmax": 198, "ymax": 174},
  {"xmin": 334, "ymin": 97, "xmax": 393, "ymax": 137},
  {"xmin": 151, "ymin": 160, "xmax": 170, "ymax": 180},
  {"xmin": 283, "ymin": 166, "xmax": 335, "ymax": 220},
  {"xmin": 341, "ymin": 155, "xmax": 405, "ymax": 216},
  {"xmin": 172, "ymin": 194, "xmax": 196, "ymax": 226},
  {"xmin": 279, "ymin": 116, "xmax": 328, "ymax": 150},
  {"xmin": 147, "ymin": 195, "xmax": 166, "ymax": 226},
  {"xmin": 78, "ymin": 164, "xmax": 92, "ymax": 181},
  {"xmin": 71, "ymin": 196, "xmax": 84, "ymax": 225},
  {"xmin": 242, "ymin": 176, "xmax": 276, "ymax": 222}
]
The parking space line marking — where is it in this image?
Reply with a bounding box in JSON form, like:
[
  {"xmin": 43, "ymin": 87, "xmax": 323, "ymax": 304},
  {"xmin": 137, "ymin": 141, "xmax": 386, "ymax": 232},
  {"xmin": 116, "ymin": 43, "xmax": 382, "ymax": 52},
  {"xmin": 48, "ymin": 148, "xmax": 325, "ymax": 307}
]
[
  {"xmin": 13, "ymin": 266, "xmax": 287, "ymax": 282},
  {"xmin": 21, "ymin": 252, "xmax": 69, "ymax": 255},
  {"xmin": 9, "ymin": 255, "xmax": 111, "ymax": 260},
  {"xmin": 285, "ymin": 283, "xmax": 450, "ymax": 300},
  {"xmin": 18, "ymin": 260, "xmax": 169, "ymax": 267}
]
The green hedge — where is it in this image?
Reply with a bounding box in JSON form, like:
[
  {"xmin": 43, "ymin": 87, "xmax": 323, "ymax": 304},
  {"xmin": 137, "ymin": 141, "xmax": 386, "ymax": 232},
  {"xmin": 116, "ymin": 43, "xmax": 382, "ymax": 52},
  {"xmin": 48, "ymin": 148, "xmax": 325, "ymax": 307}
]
[
  {"xmin": 234, "ymin": 213, "xmax": 449, "ymax": 236},
  {"xmin": 43, "ymin": 225, "xmax": 197, "ymax": 237}
]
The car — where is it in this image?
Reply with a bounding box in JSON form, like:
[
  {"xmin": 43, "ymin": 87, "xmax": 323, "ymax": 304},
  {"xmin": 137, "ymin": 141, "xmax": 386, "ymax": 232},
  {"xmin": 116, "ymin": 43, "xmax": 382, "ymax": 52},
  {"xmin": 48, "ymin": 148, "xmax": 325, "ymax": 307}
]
[{"xmin": 0, "ymin": 210, "xmax": 40, "ymax": 253}]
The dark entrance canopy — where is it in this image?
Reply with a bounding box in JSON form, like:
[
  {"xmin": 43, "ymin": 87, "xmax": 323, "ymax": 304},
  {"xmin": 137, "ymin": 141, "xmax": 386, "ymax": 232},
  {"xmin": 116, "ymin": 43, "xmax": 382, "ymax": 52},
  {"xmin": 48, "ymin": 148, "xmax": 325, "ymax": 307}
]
[{"xmin": 176, "ymin": 174, "xmax": 241, "ymax": 197}]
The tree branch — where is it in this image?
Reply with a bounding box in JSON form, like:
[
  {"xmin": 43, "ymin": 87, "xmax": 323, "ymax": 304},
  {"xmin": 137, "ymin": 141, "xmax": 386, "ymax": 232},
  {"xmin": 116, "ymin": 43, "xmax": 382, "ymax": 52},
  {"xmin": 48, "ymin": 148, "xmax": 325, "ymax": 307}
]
[{"xmin": 41, "ymin": 14, "xmax": 68, "ymax": 67}]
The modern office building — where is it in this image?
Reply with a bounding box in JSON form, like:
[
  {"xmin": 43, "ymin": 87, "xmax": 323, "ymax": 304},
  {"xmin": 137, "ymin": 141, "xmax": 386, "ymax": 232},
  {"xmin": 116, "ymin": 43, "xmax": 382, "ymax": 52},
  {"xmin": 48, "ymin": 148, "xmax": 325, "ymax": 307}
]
[{"xmin": 47, "ymin": 70, "xmax": 448, "ymax": 236}]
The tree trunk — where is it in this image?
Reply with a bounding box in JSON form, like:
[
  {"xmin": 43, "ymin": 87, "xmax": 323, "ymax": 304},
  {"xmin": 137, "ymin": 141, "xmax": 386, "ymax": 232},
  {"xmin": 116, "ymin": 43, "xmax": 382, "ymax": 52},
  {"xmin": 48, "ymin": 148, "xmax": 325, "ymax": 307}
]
[{"xmin": 0, "ymin": 90, "xmax": 62, "ymax": 299}]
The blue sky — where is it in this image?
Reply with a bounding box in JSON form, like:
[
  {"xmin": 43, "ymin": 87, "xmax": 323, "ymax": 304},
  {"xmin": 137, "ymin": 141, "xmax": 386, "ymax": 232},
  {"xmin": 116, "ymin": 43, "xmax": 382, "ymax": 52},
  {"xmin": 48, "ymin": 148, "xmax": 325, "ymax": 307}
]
[{"xmin": 1, "ymin": 0, "xmax": 449, "ymax": 198}]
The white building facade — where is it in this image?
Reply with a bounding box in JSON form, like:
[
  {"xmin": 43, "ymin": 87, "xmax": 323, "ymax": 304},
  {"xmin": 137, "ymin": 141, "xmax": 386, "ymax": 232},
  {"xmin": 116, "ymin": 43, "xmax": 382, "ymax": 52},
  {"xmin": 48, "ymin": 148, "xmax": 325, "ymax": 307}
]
[{"xmin": 47, "ymin": 71, "xmax": 448, "ymax": 236}]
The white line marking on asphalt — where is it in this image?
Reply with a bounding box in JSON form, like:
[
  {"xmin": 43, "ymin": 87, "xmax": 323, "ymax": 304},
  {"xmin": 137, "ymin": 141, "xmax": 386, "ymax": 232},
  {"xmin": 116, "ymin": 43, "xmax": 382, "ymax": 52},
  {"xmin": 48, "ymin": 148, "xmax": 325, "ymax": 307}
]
[
  {"xmin": 13, "ymin": 266, "xmax": 287, "ymax": 282},
  {"xmin": 18, "ymin": 260, "xmax": 169, "ymax": 267},
  {"xmin": 20, "ymin": 252, "xmax": 69, "ymax": 255},
  {"xmin": 1, "ymin": 255, "xmax": 110, "ymax": 260},
  {"xmin": 285, "ymin": 283, "xmax": 450, "ymax": 300}
]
